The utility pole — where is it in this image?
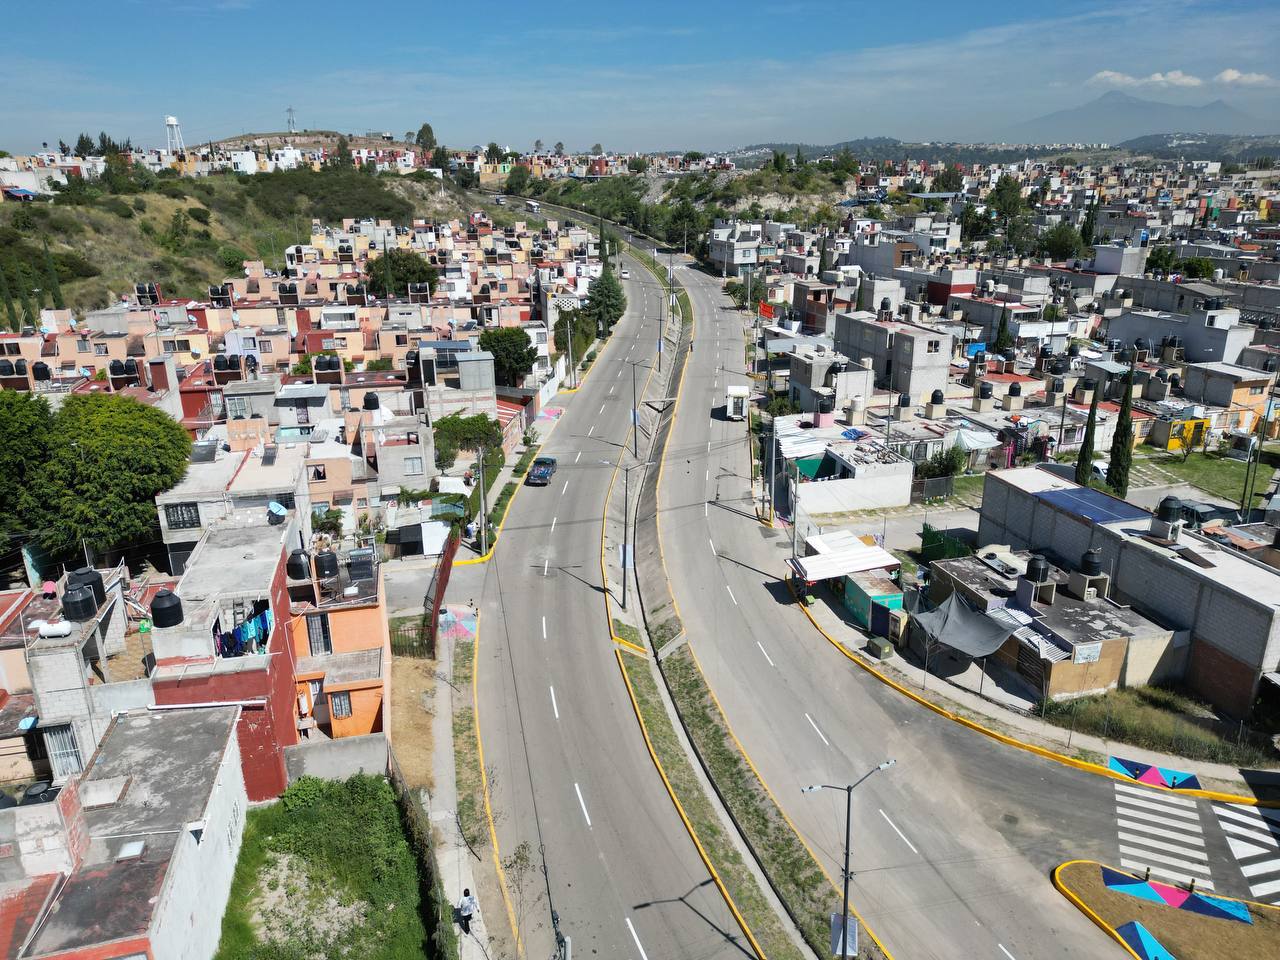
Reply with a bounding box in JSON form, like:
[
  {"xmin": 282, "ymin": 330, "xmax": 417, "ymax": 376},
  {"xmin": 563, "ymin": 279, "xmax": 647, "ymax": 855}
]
[
  {"xmin": 803, "ymin": 761, "xmax": 896, "ymax": 960},
  {"xmin": 658, "ymin": 286, "xmax": 664, "ymax": 374},
  {"xmin": 631, "ymin": 361, "xmax": 639, "ymax": 457},
  {"xmin": 477, "ymin": 447, "xmax": 489, "ymax": 555},
  {"xmin": 790, "ymin": 457, "xmax": 800, "ymax": 562}
]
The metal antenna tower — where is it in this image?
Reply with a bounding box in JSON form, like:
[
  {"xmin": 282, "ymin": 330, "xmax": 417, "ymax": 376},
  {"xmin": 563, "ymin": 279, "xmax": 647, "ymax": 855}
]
[{"xmin": 286, "ymin": 106, "xmax": 297, "ymax": 134}]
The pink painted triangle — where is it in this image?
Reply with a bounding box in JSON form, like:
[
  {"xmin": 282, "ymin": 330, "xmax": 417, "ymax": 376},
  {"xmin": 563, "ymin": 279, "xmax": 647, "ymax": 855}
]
[
  {"xmin": 1136, "ymin": 767, "xmax": 1167, "ymax": 785},
  {"xmin": 1149, "ymin": 881, "xmax": 1190, "ymax": 908}
]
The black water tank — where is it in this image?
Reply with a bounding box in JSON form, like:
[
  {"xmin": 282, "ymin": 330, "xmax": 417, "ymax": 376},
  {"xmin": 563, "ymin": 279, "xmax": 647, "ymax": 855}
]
[
  {"xmin": 978, "ymin": 382, "xmax": 993, "ymax": 399},
  {"xmin": 1169, "ymin": 373, "xmax": 1182, "ymax": 389},
  {"xmin": 1134, "ymin": 337, "xmax": 1147, "ymax": 351},
  {"xmin": 315, "ymin": 550, "xmax": 339, "ymax": 578},
  {"xmin": 897, "ymin": 393, "xmax": 911, "ymax": 408},
  {"xmin": 62, "ymin": 586, "xmax": 97, "ymax": 622},
  {"xmin": 363, "ymin": 392, "xmax": 380, "ymax": 410},
  {"xmin": 1039, "ymin": 345, "xmax": 1052, "ymax": 358},
  {"xmin": 14, "ymin": 359, "xmax": 26, "ymax": 375},
  {"xmin": 975, "ymin": 351, "xmax": 987, "ymax": 363},
  {"xmin": 1002, "ymin": 347, "xmax": 1016, "ymax": 361},
  {"xmin": 1008, "ymin": 382, "xmax": 1022, "ymax": 397},
  {"xmin": 1068, "ymin": 343, "xmax": 1080, "ymax": 357},
  {"xmin": 108, "ymin": 359, "xmax": 125, "ymax": 376},
  {"xmin": 1050, "ymin": 377, "xmax": 1065, "ymax": 392},
  {"xmin": 1157, "ymin": 496, "xmax": 1182, "ymax": 523},
  {"xmin": 1025, "ymin": 555, "xmax": 1050, "ymax": 583},
  {"xmin": 818, "ymin": 394, "xmax": 835, "ymax": 414},
  {"xmin": 1081, "ymin": 549, "xmax": 1104, "ymax": 576},
  {"xmin": 33, "ymin": 362, "xmax": 50, "ymax": 381},
  {"xmin": 214, "ymin": 354, "xmax": 229, "ymax": 371},
  {"xmin": 1117, "ymin": 348, "xmax": 1132, "ymax": 364},
  {"xmin": 1107, "ymin": 338, "xmax": 1121, "ymax": 351},
  {"xmin": 0, "ymin": 360, "xmax": 12, "ymax": 377},
  {"xmin": 69, "ymin": 567, "xmax": 106, "ymax": 607},
  {"xmin": 151, "ymin": 589, "xmax": 184, "ymax": 628},
  {"xmin": 1080, "ymin": 377, "xmax": 1097, "ymax": 392},
  {"xmin": 1050, "ymin": 359, "xmax": 1068, "ymax": 375},
  {"xmin": 327, "ymin": 355, "xmax": 341, "ymax": 372},
  {"xmin": 224, "ymin": 353, "xmax": 239, "ymax": 369},
  {"xmin": 287, "ymin": 549, "xmax": 310, "ymax": 581},
  {"xmin": 879, "ymin": 297, "xmax": 891, "ymax": 312},
  {"xmin": 124, "ymin": 358, "xmax": 137, "ymax": 375},
  {"xmin": 930, "ymin": 389, "xmax": 945, "ymax": 405},
  {"xmin": 406, "ymin": 350, "xmax": 418, "ymax": 367},
  {"xmin": 1156, "ymin": 369, "xmax": 1169, "ymax": 382}
]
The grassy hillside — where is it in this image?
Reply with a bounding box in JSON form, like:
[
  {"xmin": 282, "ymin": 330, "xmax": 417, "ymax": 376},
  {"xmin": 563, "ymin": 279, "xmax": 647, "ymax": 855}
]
[{"xmin": 0, "ymin": 165, "xmax": 472, "ymax": 319}]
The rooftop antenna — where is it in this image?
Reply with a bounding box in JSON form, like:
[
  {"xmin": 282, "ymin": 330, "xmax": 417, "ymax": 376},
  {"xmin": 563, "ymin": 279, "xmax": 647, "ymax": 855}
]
[
  {"xmin": 165, "ymin": 116, "xmax": 185, "ymax": 155},
  {"xmin": 286, "ymin": 106, "xmax": 297, "ymax": 135}
]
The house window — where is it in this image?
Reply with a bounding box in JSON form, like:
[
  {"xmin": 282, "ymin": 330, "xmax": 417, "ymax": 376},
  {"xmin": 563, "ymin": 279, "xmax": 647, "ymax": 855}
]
[
  {"xmin": 259, "ymin": 340, "xmax": 273, "ymax": 353},
  {"xmin": 162, "ymin": 340, "xmax": 177, "ymax": 353},
  {"xmin": 77, "ymin": 339, "xmax": 91, "ymax": 354},
  {"xmin": 45, "ymin": 724, "xmax": 83, "ymax": 780},
  {"xmin": 1249, "ymin": 385, "xmax": 1264, "ymax": 395},
  {"xmin": 927, "ymin": 340, "xmax": 940, "ymax": 354},
  {"xmin": 404, "ymin": 457, "xmax": 424, "ymax": 476},
  {"xmin": 310, "ymin": 464, "xmax": 327, "ymax": 481},
  {"xmin": 306, "ymin": 614, "xmax": 332, "ymax": 656},
  {"xmin": 94, "ymin": 344, "xmax": 109, "ymax": 356},
  {"xmin": 276, "ymin": 308, "xmax": 287, "ymax": 323},
  {"xmin": 330, "ymin": 691, "xmax": 352, "ymax": 719},
  {"xmin": 165, "ymin": 502, "xmax": 201, "ymax": 529},
  {"xmin": 242, "ymin": 337, "xmax": 257, "ymax": 351},
  {"xmin": 226, "ymin": 396, "xmax": 249, "ymax": 419}
]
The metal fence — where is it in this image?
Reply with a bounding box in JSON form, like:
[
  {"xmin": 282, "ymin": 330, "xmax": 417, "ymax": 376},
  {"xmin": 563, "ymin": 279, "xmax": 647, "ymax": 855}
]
[
  {"xmin": 390, "ymin": 528, "xmax": 460, "ymax": 659},
  {"xmin": 910, "ymin": 475, "xmax": 955, "ymax": 503},
  {"xmin": 919, "ymin": 522, "xmax": 972, "ymax": 563}
]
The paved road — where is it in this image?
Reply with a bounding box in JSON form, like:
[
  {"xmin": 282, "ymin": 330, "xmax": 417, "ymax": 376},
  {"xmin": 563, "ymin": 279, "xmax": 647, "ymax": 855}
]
[
  {"xmin": 473, "ymin": 257, "xmax": 747, "ymax": 960},
  {"xmin": 659, "ymin": 260, "xmax": 1254, "ymax": 959}
]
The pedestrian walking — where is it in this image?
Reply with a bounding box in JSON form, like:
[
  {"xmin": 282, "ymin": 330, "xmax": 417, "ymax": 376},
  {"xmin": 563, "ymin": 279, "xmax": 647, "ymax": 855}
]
[{"xmin": 458, "ymin": 888, "xmax": 478, "ymax": 935}]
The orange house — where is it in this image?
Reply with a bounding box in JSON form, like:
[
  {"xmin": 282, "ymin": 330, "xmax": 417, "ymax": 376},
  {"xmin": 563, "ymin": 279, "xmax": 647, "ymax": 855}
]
[{"xmin": 289, "ymin": 552, "xmax": 391, "ymax": 741}]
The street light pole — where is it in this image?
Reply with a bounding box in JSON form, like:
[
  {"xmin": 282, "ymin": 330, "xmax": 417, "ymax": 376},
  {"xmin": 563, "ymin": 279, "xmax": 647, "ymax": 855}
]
[{"xmin": 802, "ymin": 760, "xmax": 896, "ymax": 959}]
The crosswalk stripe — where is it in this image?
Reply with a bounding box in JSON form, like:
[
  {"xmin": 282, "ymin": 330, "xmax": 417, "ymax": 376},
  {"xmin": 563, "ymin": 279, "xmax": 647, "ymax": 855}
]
[
  {"xmin": 1119, "ymin": 859, "xmax": 1215, "ymax": 890},
  {"xmin": 1227, "ymin": 837, "xmax": 1274, "ymax": 860},
  {"xmin": 1115, "ymin": 783, "xmax": 1197, "ymax": 808},
  {"xmin": 1116, "ymin": 818, "xmax": 1206, "ymax": 846},
  {"xmin": 1240, "ymin": 858, "xmax": 1280, "ymax": 878},
  {"xmin": 1215, "ymin": 806, "xmax": 1280, "ymax": 832},
  {"xmin": 1118, "ymin": 834, "xmax": 1209, "ymax": 861},
  {"xmin": 1119, "ymin": 844, "xmax": 1213, "ymax": 874},
  {"xmin": 1224, "ymin": 804, "xmax": 1280, "ymax": 824},
  {"xmin": 1115, "ymin": 795, "xmax": 1202, "ymax": 822},
  {"xmin": 1250, "ymin": 877, "xmax": 1280, "ymax": 897},
  {"xmin": 1219, "ymin": 821, "xmax": 1280, "ymax": 847},
  {"xmin": 1116, "ymin": 804, "xmax": 1206, "ymax": 832}
]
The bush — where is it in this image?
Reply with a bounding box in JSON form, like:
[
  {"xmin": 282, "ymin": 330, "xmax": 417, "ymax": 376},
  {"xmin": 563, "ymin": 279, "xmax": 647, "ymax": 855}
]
[
  {"xmin": 216, "ymin": 245, "xmax": 248, "ymax": 272},
  {"xmin": 99, "ymin": 196, "xmax": 134, "ymax": 218},
  {"xmin": 188, "ymin": 206, "xmax": 210, "ymax": 225},
  {"xmin": 131, "ymin": 197, "xmax": 146, "ymax": 212}
]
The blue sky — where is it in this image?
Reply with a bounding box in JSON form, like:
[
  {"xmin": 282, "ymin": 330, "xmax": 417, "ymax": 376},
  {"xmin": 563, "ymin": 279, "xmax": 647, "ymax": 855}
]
[{"xmin": 4, "ymin": 0, "xmax": 1278, "ymax": 152}]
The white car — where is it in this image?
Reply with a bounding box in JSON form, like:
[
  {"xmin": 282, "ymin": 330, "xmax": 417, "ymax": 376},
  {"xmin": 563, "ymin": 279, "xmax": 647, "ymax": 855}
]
[{"xmin": 620, "ymin": 269, "xmax": 631, "ymax": 280}]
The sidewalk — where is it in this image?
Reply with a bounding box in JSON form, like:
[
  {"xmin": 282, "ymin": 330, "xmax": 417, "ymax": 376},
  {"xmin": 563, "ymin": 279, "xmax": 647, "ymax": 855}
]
[
  {"xmin": 799, "ymin": 581, "xmax": 1280, "ymax": 795},
  {"xmin": 424, "ymin": 595, "xmax": 493, "ymax": 960}
]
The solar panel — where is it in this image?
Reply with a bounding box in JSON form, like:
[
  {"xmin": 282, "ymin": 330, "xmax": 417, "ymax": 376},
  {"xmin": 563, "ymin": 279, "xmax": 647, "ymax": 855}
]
[{"xmin": 1035, "ymin": 487, "xmax": 1149, "ymax": 525}]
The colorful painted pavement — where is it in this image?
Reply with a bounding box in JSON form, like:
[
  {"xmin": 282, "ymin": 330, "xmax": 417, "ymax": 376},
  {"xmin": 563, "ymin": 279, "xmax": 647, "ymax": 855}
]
[
  {"xmin": 439, "ymin": 605, "xmax": 478, "ymax": 643},
  {"xmin": 1102, "ymin": 866, "xmax": 1253, "ymax": 924},
  {"xmin": 537, "ymin": 406, "xmax": 564, "ymax": 424},
  {"xmin": 1114, "ymin": 920, "xmax": 1177, "ymax": 960},
  {"xmin": 1109, "ymin": 756, "xmax": 1203, "ymax": 791}
]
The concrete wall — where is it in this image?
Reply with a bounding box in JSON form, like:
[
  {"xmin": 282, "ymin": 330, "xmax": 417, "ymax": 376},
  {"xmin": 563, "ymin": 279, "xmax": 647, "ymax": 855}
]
[
  {"xmin": 148, "ymin": 731, "xmax": 246, "ymax": 960},
  {"xmin": 284, "ymin": 732, "xmax": 389, "ymax": 783},
  {"xmin": 90, "ymin": 679, "xmax": 155, "ymax": 716},
  {"xmin": 797, "ymin": 472, "xmax": 911, "ymax": 514},
  {"xmin": 1124, "ymin": 628, "xmax": 1191, "ymax": 689}
]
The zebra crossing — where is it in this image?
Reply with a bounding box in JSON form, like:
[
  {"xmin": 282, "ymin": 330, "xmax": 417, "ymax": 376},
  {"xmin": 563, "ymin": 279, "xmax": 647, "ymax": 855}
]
[
  {"xmin": 1213, "ymin": 803, "xmax": 1280, "ymax": 903},
  {"xmin": 1112, "ymin": 782, "xmax": 1215, "ymax": 890}
]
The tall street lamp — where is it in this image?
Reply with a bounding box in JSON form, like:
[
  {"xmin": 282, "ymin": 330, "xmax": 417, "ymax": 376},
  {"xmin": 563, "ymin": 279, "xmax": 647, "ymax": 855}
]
[{"xmin": 802, "ymin": 759, "xmax": 896, "ymax": 958}]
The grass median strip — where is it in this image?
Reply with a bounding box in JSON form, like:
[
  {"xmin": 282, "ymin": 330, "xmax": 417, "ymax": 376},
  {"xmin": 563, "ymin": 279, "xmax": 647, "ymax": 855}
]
[
  {"xmin": 452, "ymin": 630, "xmax": 485, "ymax": 851},
  {"xmin": 621, "ymin": 651, "xmax": 805, "ymax": 960}
]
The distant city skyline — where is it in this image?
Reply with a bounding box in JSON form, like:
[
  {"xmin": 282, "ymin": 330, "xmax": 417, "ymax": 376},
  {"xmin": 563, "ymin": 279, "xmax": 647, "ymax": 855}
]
[{"xmin": 3, "ymin": 0, "xmax": 1278, "ymax": 153}]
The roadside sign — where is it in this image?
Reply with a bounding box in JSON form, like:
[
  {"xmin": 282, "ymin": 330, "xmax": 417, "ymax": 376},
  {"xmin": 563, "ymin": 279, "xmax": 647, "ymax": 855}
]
[
  {"xmin": 619, "ymin": 545, "xmax": 634, "ymax": 569},
  {"xmin": 830, "ymin": 914, "xmax": 857, "ymax": 957}
]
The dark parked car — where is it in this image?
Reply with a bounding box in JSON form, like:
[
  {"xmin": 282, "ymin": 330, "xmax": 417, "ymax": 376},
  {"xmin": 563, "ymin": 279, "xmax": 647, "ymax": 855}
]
[{"xmin": 526, "ymin": 456, "xmax": 558, "ymax": 486}]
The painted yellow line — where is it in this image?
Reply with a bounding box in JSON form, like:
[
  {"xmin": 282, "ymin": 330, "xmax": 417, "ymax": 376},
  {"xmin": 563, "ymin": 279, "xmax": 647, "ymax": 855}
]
[
  {"xmin": 786, "ymin": 579, "xmax": 1280, "ymax": 807},
  {"xmin": 614, "ymin": 636, "xmax": 648, "ymax": 656},
  {"xmin": 614, "ymin": 649, "xmax": 767, "ymax": 960},
  {"xmin": 1051, "ymin": 861, "xmax": 1143, "ymax": 960},
  {"xmin": 470, "ymin": 613, "xmax": 524, "ymax": 956},
  {"xmin": 684, "ymin": 643, "xmax": 897, "ymax": 960}
]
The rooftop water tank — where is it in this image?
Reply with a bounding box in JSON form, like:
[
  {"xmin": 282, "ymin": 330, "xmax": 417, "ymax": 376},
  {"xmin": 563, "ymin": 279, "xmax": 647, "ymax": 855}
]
[
  {"xmin": 1025, "ymin": 555, "xmax": 1050, "ymax": 583},
  {"xmin": 287, "ymin": 549, "xmax": 310, "ymax": 581},
  {"xmin": 32, "ymin": 362, "xmax": 50, "ymax": 382},
  {"xmin": 315, "ymin": 550, "xmax": 339, "ymax": 579},
  {"xmin": 930, "ymin": 389, "xmax": 945, "ymax": 405},
  {"xmin": 1157, "ymin": 496, "xmax": 1183, "ymax": 523},
  {"xmin": 108, "ymin": 359, "xmax": 125, "ymax": 376},
  {"xmin": 1050, "ymin": 359, "xmax": 1068, "ymax": 375},
  {"xmin": 1002, "ymin": 347, "xmax": 1016, "ymax": 362},
  {"xmin": 62, "ymin": 586, "xmax": 97, "ymax": 623},
  {"xmin": 1079, "ymin": 377, "xmax": 1097, "ymax": 393},
  {"xmin": 0, "ymin": 360, "xmax": 13, "ymax": 377},
  {"xmin": 14, "ymin": 359, "xmax": 26, "ymax": 375},
  {"xmin": 151, "ymin": 589, "xmax": 184, "ymax": 628},
  {"xmin": 363, "ymin": 392, "xmax": 380, "ymax": 410},
  {"xmin": 213, "ymin": 354, "xmax": 229, "ymax": 371},
  {"xmin": 1080, "ymin": 549, "xmax": 1104, "ymax": 576},
  {"xmin": 978, "ymin": 382, "xmax": 993, "ymax": 399},
  {"xmin": 897, "ymin": 393, "xmax": 911, "ymax": 408},
  {"xmin": 879, "ymin": 297, "xmax": 892, "ymax": 312},
  {"xmin": 1067, "ymin": 343, "xmax": 1080, "ymax": 357},
  {"xmin": 1050, "ymin": 377, "xmax": 1065, "ymax": 392},
  {"xmin": 69, "ymin": 567, "xmax": 106, "ymax": 607},
  {"xmin": 1008, "ymin": 382, "xmax": 1022, "ymax": 397}
]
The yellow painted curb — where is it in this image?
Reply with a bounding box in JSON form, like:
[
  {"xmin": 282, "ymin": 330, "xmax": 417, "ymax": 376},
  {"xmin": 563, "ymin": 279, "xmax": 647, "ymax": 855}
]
[
  {"xmin": 614, "ymin": 649, "xmax": 767, "ymax": 960},
  {"xmin": 1051, "ymin": 861, "xmax": 1143, "ymax": 960},
  {"xmin": 684, "ymin": 643, "xmax": 898, "ymax": 960},
  {"xmin": 470, "ymin": 613, "xmax": 524, "ymax": 956},
  {"xmin": 786, "ymin": 579, "xmax": 1280, "ymax": 807}
]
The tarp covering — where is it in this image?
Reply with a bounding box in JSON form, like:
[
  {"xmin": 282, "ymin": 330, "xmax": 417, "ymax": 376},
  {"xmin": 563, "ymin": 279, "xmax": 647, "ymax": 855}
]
[
  {"xmin": 789, "ymin": 536, "xmax": 899, "ymax": 581},
  {"xmin": 910, "ymin": 592, "xmax": 1009, "ymax": 658},
  {"xmin": 955, "ymin": 428, "xmax": 1000, "ymax": 452}
]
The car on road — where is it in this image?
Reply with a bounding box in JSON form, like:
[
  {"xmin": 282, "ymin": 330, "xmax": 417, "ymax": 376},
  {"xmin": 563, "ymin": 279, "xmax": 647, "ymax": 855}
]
[
  {"xmin": 526, "ymin": 456, "xmax": 558, "ymax": 486},
  {"xmin": 620, "ymin": 268, "xmax": 630, "ymax": 280}
]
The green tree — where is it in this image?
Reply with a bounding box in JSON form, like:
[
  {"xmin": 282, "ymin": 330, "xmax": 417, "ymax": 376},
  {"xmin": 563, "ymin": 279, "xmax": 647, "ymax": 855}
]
[
  {"xmin": 584, "ymin": 266, "xmax": 626, "ymax": 333},
  {"xmin": 916, "ymin": 444, "xmax": 966, "ymax": 480},
  {"xmin": 534, "ymin": 139, "xmax": 544, "ymax": 154},
  {"xmin": 1074, "ymin": 383, "xmax": 1101, "ymax": 487},
  {"xmin": 992, "ymin": 309, "xmax": 1013, "ymax": 352},
  {"xmin": 19, "ymin": 283, "xmax": 37, "ymax": 328},
  {"xmin": 865, "ymin": 203, "xmax": 885, "ymax": 221},
  {"xmin": 554, "ymin": 307, "xmax": 594, "ymax": 366},
  {"xmin": 1107, "ymin": 361, "xmax": 1135, "ymax": 497},
  {"xmin": 477, "ymin": 327, "xmax": 538, "ymax": 386},
  {"xmin": 328, "ymin": 135, "xmax": 352, "ymax": 168},
  {"xmin": 989, "ymin": 174, "xmax": 1025, "ymax": 223},
  {"xmin": 1146, "ymin": 245, "xmax": 1178, "ymax": 274},
  {"xmin": 627, "ymin": 157, "xmax": 648, "ymax": 173},
  {"xmin": 430, "ymin": 145, "xmax": 449, "ymax": 171},
  {"xmin": 771, "ymin": 150, "xmax": 788, "ymax": 174},
  {"xmin": 0, "ymin": 392, "xmax": 52, "ymax": 542},
  {"xmin": 364, "ymin": 247, "xmax": 438, "ymax": 299},
  {"xmin": 793, "ymin": 146, "xmax": 805, "ymax": 168},
  {"xmin": 23, "ymin": 393, "xmax": 191, "ymax": 557},
  {"xmin": 1080, "ymin": 199, "xmax": 1099, "ymax": 247},
  {"xmin": 433, "ymin": 412, "xmax": 503, "ymax": 468},
  {"xmin": 0, "ymin": 266, "xmax": 17, "ymax": 331},
  {"xmin": 1039, "ymin": 222, "xmax": 1085, "ymax": 260},
  {"xmin": 554, "ymin": 141, "xmax": 565, "ymax": 156},
  {"xmin": 684, "ymin": 150, "xmax": 705, "ymax": 162},
  {"xmin": 1178, "ymin": 257, "xmax": 1214, "ymax": 279},
  {"xmin": 414, "ymin": 123, "xmax": 436, "ymax": 151},
  {"xmin": 931, "ymin": 166, "xmax": 964, "ymax": 193},
  {"xmin": 217, "ymin": 245, "xmax": 249, "ymax": 272},
  {"xmin": 313, "ymin": 509, "xmax": 345, "ymax": 537},
  {"xmin": 960, "ymin": 202, "xmax": 994, "ymax": 241},
  {"xmin": 590, "ymin": 143, "xmax": 603, "ymax": 156},
  {"xmin": 485, "ymin": 142, "xmax": 503, "ymax": 163},
  {"xmin": 74, "ymin": 132, "xmax": 95, "ymax": 157},
  {"xmin": 42, "ymin": 238, "xmax": 65, "ymax": 310},
  {"xmin": 505, "ymin": 164, "xmax": 531, "ymax": 195}
]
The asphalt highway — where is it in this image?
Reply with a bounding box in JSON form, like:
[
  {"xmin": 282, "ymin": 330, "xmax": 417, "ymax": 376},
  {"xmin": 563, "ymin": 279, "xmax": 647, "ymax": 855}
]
[{"xmin": 475, "ymin": 257, "xmax": 748, "ymax": 960}]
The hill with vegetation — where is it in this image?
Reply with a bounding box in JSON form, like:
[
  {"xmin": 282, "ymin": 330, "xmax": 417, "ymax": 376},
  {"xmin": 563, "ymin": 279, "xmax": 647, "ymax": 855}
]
[
  {"xmin": 0, "ymin": 160, "xmax": 475, "ymax": 320},
  {"xmin": 1116, "ymin": 132, "xmax": 1280, "ymax": 163}
]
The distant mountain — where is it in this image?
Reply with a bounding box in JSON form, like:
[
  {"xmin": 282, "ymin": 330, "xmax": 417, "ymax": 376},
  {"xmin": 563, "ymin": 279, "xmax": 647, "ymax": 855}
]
[
  {"xmin": 1006, "ymin": 91, "xmax": 1259, "ymax": 144},
  {"xmin": 1117, "ymin": 131, "xmax": 1280, "ymax": 160}
]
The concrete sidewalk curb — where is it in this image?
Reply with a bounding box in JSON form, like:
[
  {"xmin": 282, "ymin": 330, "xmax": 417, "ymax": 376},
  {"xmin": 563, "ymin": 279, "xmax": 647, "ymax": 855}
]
[{"xmin": 787, "ymin": 578, "xmax": 1280, "ymax": 808}]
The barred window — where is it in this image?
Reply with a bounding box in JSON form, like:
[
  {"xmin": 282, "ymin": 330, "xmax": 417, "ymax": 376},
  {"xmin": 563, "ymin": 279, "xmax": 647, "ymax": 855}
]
[{"xmin": 165, "ymin": 502, "xmax": 201, "ymax": 529}]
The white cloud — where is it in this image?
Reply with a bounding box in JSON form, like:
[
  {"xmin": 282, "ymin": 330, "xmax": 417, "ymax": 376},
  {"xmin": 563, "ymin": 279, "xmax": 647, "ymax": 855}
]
[
  {"xmin": 1215, "ymin": 68, "xmax": 1274, "ymax": 86},
  {"xmin": 1088, "ymin": 69, "xmax": 1203, "ymax": 88}
]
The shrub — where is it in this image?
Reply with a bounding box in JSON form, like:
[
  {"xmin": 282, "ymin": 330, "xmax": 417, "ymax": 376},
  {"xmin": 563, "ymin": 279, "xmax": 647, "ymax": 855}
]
[
  {"xmin": 188, "ymin": 206, "xmax": 210, "ymax": 225},
  {"xmin": 216, "ymin": 245, "xmax": 248, "ymax": 272},
  {"xmin": 101, "ymin": 197, "xmax": 136, "ymax": 219}
]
